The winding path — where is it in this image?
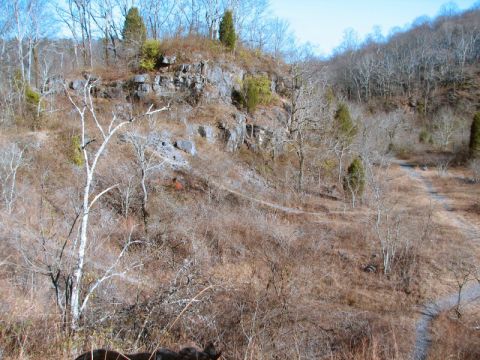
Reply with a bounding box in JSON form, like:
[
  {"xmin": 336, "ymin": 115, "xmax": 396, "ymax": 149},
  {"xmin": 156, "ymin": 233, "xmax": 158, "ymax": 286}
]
[{"xmin": 398, "ymin": 163, "xmax": 480, "ymax": 360}]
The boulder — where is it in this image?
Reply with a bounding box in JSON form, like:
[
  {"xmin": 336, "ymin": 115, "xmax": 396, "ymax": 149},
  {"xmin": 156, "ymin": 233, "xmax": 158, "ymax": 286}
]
[
  {"xmin": 175, "ymin": 139, "xmax": 197, "ymax": 156},
  {"xmin": 134, "ymin": 83, "xmax": 151, "ymax": 100},
  {"xmin": 133, "ymin": 74, "xmax": 150, "ymax": 83}
]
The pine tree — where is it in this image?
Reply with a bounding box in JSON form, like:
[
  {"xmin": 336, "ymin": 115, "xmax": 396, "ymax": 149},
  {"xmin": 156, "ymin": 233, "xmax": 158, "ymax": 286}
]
[
  {"xmin": 343, "ymin": 157, "xmax": 365, "ymax": 198},
  {"xmin": 122, "ymin": 7, "xmax": 146, "ymax": 52},
  {"xmin": 470, "ymin": 112, "xmax": 480, "ymax": 158},
  {"xmin": 219, "ymin": 10, "xmax": 236, "ymax": 51},
  {"xmin": 334, "ymin": 103, "xmax": 356, "ymax": 142}
]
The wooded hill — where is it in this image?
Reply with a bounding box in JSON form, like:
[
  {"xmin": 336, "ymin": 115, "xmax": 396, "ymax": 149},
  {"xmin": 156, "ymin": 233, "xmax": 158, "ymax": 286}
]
[{"xmin": 329, "ymin": 8, "xmax": 480, "ymax": 116}]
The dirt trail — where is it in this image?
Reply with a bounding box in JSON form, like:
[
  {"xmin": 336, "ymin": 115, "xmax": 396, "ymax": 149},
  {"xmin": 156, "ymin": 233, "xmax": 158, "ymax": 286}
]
[{"xmin": 398, "ymin": 163, "xmax": 480, "ymax": 360}]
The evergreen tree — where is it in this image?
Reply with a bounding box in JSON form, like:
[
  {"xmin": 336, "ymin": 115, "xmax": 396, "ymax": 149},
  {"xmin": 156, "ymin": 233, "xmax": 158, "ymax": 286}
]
[
  {"xmin": 219, "ymin": 10, "xmax": 236, "ymax": 51},
  {"xmin": 122, "ymin": 7, "xmax": 146, "ymax": 52},
  {"xmin": 470, "ymin": 112, "xmax": 480, "ymax": 158},
  {"xmin": 343, "ymin": 157, "xmax": 365, "ymax": 198},
  {"xmin": 334, "ymin": 103, "xmax": 356, "ymax": 142}
]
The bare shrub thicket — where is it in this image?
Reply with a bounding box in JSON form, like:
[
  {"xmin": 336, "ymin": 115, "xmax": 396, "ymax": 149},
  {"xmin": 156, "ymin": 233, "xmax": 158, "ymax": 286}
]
[{"xmin": 433, "ymin": 108, "xmax": 458, "ymax": 151}]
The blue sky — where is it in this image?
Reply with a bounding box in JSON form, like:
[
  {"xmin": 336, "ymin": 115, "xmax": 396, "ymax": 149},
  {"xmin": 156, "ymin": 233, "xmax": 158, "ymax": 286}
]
[{"xmin": 269, "ymin": 0, "xmax": 479, "ymax": 56}]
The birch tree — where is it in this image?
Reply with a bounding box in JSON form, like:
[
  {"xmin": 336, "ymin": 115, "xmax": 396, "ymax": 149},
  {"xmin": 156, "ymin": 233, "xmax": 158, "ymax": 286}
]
[
  {"xmin": 65, "ymin": 80, "xmax": 168, "ymax": 330},
  {"xmin": 0, "ymin": 142, "xmax": 27, "ymax": 213}
]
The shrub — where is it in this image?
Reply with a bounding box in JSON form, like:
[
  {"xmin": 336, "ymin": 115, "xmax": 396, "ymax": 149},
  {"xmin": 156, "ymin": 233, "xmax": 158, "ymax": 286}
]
[
  {"xmin": 343, "ymin": 157, "xmax": 365, "ymax": 197},
  {"xmin": 419, "ymin": 129, "xmax": 433, "ymax": 144},
  {"xmin": 13, "ymin": 70, "xmax": 41, "ymax": 107},
  {"xmin": 469, "ymin": 112, "xmax": 480, "ymax": 158},
  {"xmin": 139, "ymin": 39, "xmax": 161, "ymax": 71},
  {"xmin": 219, "ymin": 10, "xmax": 236, "ymax": 51},
  {"xmin": 70, "ymin": 135, "xmax": 84, "ymax": 167},
  {"xmin": 243, "ymin": 75, "xmax": 272, "ymax": 113},
  {"xmin": 12, "ymin": 69, "xmax": 43, "ymax": 129},
  {"xmin": 25, "ymin": 85, "xmax": 41, "ymax": 107}
]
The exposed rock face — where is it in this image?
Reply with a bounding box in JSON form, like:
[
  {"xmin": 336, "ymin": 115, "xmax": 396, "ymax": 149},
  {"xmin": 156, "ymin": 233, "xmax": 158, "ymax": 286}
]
[
  {"xmin": 159, "ymin": 55, "xmax": 176, "ymax": 66},
  {"xmin": 149, "ymin": 132, "xmax": 189, "ymax": 169},
  {"xmin": 198, "ymin": 125, "xmax": 216, "ymax": 143},
  {"xmin": 68, "ymin": 59, "xmax": 254, "ymax": 106},
  {"xmin": 244, "ymin": 123, "xmax": 285, "ymax": 156},
  {"xmin": 43, "ymin": 75, "xmax": 66, "ymax": 94},
  {"xmin": 204, "ymin": 63, "xmax": 244, "ymax": 103},
  {"xmin": 70, "ymin": 79, "xmax": 87, "ymax": 90},
  {"xmin": 175, "ymin": 139, "xmax": 197, "ymax": 156},
  {"xmin": 95, "ymin": 81, "xmax": 125, "ymax": 99},
  {"xmin": 219, "ymin": 113, "xmax": 247, "ymax": 152},
  {"xmin": 131, "ymin": 74, "xmax": 151, "ymax": 100},
  {"xmin": 153, "ymin": 74, "xmax": 176, "ymax": 96},
  {"xmin": 128, "ymin": 64, "xmax": 207, "ymax": 102},
  {"xmin": 246, "ymin": 124, "xmax": 273, "ymax": 150}
]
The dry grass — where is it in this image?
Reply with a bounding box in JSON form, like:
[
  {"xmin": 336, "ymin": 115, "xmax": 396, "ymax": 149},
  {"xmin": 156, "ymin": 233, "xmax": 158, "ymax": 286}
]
[{"xmin": 428, "ymin": 311, "xmax": 480, "ymax": 360}]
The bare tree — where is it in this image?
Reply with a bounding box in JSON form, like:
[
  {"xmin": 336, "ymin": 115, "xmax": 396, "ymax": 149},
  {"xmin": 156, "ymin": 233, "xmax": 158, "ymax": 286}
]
[
  {"xmin": 266, "ymin": 17, "xmax": 294, "ymax": 59},
  {"xmin": 56, "ymin": 0, "xmax": 94, "ymax": 67},
  {"xmin": 124, "ymin": 129, "xmax": 166, "ymax": 230},
  {"xmin": 284, "ymin": 61, "xmax": 329, "ymax": 191},
  {"xmin": 65, "ymin": 80, "xmax": 168, "ymax": 330},
  {"xmin": 140, "ymin": 0, "xmax": 177, "ymax": 39},
  {"xmin": 448, "ymin": 256, "xmax": 477, "ymax": 318},
  {"xmin": 0, "ymin": 142, "xmax": 27, "ymax": 213},
  {"xmin": 433, "ymin": 108, "xmax": 458, "ymax": 150}
]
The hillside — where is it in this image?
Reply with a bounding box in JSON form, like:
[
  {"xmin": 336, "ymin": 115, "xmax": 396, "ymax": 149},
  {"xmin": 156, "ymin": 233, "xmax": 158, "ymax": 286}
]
[{"xmin": 1, "ymin": 3, "xmax": 480, "ymax": 360}]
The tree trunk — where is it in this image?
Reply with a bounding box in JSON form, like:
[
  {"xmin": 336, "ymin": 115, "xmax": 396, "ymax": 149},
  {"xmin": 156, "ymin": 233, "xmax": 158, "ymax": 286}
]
[{"xmin": 70, "ymin": 173, "xmax": 91, "ymax": 331}]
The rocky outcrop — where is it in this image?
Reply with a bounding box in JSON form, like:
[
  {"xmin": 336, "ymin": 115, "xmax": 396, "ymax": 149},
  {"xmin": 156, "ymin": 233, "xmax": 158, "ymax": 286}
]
[
  {"xmin": 70, "ymin": 79, "xmax": 87, "ymax": 90},
  {"xmin": 119, "ymin": 131, "xmax": 189, "ymax": 170},
  {"xmin": 219, "ymin": 113, "xmax": 247, "ymax": 152},
  {"xmin": 132, "ymin": 74, "xmax": 151, "ymax": 100},
  {"xmin": 150, "ymin": 132, "xmax": 189, "ymax": 169},
  {"xmin": 64, "ymin": 58, "xmax": 263, "ymax": 107},
  {"xmin": 127, "ymin": 63, "xmax": 207, "ymax": 103},
  {"xmin": 204, "ymin": 63, "xmax": 244, "ymax": 103},
  {"xmin": 95, "ymin": 81, "xmax": 125, "ymax": 99},
  {"xmin": 43, "ymin": 75, "xmax": 66, "ymax": 94},
  {"xmin": 198, "ymin": 125, "xmax": 216, "ymax": 143},
  {"xmin": 159, "ymin": 55, "xmax": 177, "ymax": 66},
  {"xmin": 245, "ymin": 124, "xmax": 273, "ymax": 150}
]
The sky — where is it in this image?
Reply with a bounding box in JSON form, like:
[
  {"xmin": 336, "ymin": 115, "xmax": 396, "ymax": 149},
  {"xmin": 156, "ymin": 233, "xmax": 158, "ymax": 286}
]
[{"xmin": 269, "ymin": 0, "xmax": 479, "ymax": 56}]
